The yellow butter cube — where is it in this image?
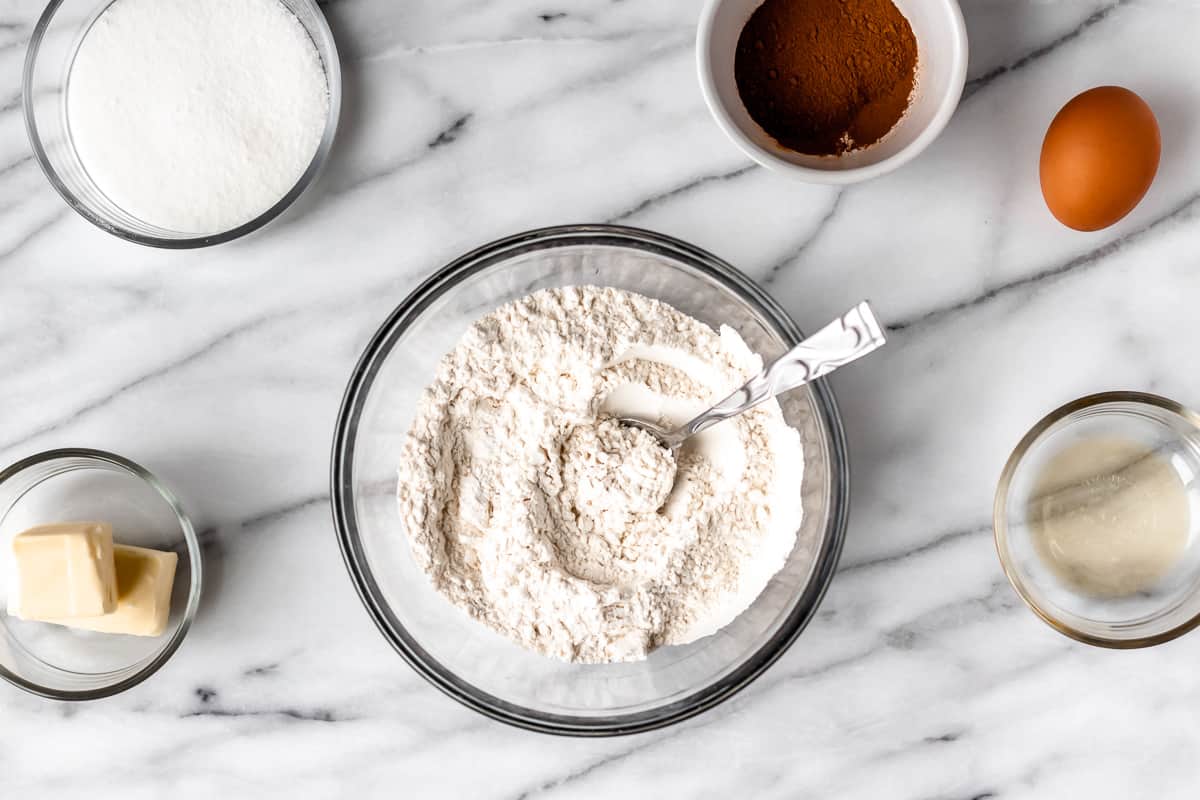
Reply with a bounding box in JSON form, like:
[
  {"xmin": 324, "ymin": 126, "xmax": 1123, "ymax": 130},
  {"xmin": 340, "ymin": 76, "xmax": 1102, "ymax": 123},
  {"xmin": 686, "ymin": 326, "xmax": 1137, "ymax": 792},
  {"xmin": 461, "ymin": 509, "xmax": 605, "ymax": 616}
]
[
  {"xmin": 8, "ymin": 522, "xmax": 118, "ymax": 620},
  {"xmin": 48, "ymin": 544, "xmax": 178, "ymax": 637}
]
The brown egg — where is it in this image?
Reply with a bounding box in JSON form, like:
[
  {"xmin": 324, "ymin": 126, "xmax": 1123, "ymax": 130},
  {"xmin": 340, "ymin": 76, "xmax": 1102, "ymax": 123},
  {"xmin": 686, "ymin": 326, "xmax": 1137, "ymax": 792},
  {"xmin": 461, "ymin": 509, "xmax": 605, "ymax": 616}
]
[{"xmin": 1040, "ymin": 86, "xmax": 1160, "ymax": 231}]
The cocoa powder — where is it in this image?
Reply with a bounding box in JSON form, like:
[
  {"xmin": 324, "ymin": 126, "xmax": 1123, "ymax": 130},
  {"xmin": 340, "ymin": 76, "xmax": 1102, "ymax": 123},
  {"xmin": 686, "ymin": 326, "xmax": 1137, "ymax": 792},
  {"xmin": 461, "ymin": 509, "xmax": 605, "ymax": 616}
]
[{"xmin": 734, "ymin": 0, "xmax": 918, "ymax": 156}]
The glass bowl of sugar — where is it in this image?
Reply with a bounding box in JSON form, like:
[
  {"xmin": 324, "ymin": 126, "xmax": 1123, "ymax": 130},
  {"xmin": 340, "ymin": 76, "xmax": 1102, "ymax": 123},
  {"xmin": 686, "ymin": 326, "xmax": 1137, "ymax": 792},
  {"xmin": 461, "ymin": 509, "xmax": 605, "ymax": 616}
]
[
  {"xmin": 995, "ymin": 392, "xmax": 1200, "ymax": 648},
  {"xmin": 23, "ymin": 0, "xmax": 340, "ymax": 248}
]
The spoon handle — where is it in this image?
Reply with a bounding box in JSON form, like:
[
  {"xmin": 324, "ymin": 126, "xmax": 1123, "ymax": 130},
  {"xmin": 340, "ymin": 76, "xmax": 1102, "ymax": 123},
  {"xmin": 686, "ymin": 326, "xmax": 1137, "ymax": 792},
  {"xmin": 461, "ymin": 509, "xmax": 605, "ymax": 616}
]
[{"xmin": 679, "ymin": 302, "xmax": 886, "ymax": 439}]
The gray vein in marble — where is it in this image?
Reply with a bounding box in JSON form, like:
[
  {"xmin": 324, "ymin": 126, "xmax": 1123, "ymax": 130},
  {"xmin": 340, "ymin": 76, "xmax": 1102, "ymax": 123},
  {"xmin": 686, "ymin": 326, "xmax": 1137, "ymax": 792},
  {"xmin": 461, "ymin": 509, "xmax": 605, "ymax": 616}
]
[
  {"xmin": 751, "ymin": 581, "xmax": 1034, "ymax": 704},
  {"xmin": 327, "ymin": 75, "xmax": 468, "ymax": 195},
  {"xmin": 240, "ymin": 492, "xmax": 329, "ymax": 530},
  {"xmin": 0, "ymin": 155, "xmax": 35, "ymax": 180},
  {"xmin": 0, "ymin": 194, "xmax": 40, "ymax": 218},
  {"xmin": 0, "ymin": 311, "xmax": 283, "ymax": 451},
  {"xmin": 885, "ymin": 579, "xmax": 1021, "ymax": 650},
  {"xmin": 508, "ymin": 661, "xmax": 776, "ymax": 799},
  {"xmin": 772, "ymin": 645, "xmax": 879, "ymax": 687},
  {"xmin": 194, "ymin": 525, "xmax": 220, "ymax": 551},
  {"xmin": 330, "ymin": 149, "xmax": 424, "ymax": 197},
  {"xmin": 838, "ymin": 522, "xmax": 993, "ymax": 575},
  {"xmin": 558, "ymin": 632, "xmax": 1059, "ymax": 799},
  {"xmin": 511, "ymin": 725, "xmax": 696, "ymax": 800},
  {"xmin": 336, "ymin": 717, "xmax": 497, "ymax": 772},
  {"xmin": 962, "ymin": 0, "xmax": 1129, "ymax": 101},
  {"xmin": 333, "ymin": 32, "xmax": 692, "ymax": 199},
  {"xmin": 183, "ymin": 706, "xmax": 345, "ymax": 723},
  {"xmin": 818, "ymin": 726, "xmax": 996, "ymax": 799},
  {"xmin": 0, "ymin": 208, "xmax": 65, "ymax": 262},
  {"xmin": 760, "ymin": 188, "xmax": 846, "ymax": 285},
  {"xmin": 511, "ymin": 748, "xmax": 644, "ymax": 800},
  {"xmin": 242, "ymin": 662, "xmax": 281, "ymax": 677},
  {"xmin": 605, "ymin": 163, "xmax": 756, "ymax": 222},
  {"xmin": 509, "ymin": 29, "xmax": 692, "ymax": 116},
  {"xmin": 368, "ymin": 27, "xmax": 691, "ymax": 60},
  {"xmin": 428, "ymin": 112, "xmax": 473, "ymax": 148},
  {"xmin": 889, "ymin": 188, "xmax": 1200, "ymax": 333}
]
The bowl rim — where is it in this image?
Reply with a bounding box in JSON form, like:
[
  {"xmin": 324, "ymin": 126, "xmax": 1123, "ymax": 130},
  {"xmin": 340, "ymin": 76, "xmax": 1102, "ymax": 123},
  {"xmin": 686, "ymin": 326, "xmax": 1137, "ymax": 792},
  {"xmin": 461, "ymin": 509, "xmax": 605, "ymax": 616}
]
[
  {"xmin": 330, "ymin": 223, "xmax": 850, "ymax": 736},
  {"xmin": 22, "ymin": 0, "xmax": 341, "ymax": 249},
  {"xmin": 0, "ymin": 447, "xmax": 203, "ymax": 700},
  {"xmin": 993, "ymin": 390, "xmax": 1200, "ymax": 649},
  {"xmin": 695, "ymin": 0, "xmax": 968, "ymax": 184}
]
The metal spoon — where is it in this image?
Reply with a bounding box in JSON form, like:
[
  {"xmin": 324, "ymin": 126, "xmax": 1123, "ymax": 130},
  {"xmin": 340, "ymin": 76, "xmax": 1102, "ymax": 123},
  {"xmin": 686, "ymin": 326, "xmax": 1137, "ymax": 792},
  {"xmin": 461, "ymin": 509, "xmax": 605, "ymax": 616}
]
[{"xmin": 617, "ymin": 301, "xmax": 886, "ymax": 453}]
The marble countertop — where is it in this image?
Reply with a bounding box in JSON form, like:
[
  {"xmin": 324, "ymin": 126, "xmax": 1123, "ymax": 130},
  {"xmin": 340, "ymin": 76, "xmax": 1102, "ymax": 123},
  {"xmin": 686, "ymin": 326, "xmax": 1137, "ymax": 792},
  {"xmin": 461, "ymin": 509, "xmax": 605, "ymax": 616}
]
[{"xmin": 4, "ymin": 0, "xmax": 1200, "ymax": 796}]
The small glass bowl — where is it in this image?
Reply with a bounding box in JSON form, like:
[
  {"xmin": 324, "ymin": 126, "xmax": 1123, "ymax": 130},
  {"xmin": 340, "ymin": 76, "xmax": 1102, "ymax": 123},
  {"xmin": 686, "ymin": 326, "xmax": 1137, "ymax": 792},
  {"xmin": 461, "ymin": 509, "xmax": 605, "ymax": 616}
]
[
  {"xmin": 0, "ymin": 449, "xmax": 202, "ymax": 699},
  {"xmin": 23, "ymin": 0, "xmax": 341, "ymax": 248},
  {"xmin": 995, "ymin": 392, "xmax": 1200, "ymax": 648},
  {"xmin": 332, "ymin": 224, "xmax": 850, "ymax": 736}
]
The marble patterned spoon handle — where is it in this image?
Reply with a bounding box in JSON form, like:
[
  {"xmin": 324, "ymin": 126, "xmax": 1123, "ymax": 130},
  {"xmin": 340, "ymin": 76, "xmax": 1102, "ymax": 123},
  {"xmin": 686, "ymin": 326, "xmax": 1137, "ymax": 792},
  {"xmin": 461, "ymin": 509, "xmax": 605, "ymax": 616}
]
[{"xmin": 676, "ymin": 301, "xmax": 886, "ymax": 441}]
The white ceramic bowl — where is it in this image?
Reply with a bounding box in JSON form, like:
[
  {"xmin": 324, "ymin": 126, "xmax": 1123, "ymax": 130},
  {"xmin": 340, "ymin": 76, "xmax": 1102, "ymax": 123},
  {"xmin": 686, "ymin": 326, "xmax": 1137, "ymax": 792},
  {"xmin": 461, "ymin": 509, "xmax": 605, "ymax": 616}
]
[{"xmin": 697, "ymin": 0, "xmax": 968, "ymax": 183}]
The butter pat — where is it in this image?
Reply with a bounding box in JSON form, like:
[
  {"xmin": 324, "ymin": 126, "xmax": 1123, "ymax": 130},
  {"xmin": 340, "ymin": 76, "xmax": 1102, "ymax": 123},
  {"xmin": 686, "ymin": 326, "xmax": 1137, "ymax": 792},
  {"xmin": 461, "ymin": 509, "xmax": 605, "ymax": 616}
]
[
  {"xmin": 7, "ymin": 522, "xmax": 118, "ymax": 619},
  {"xmin": 49, "ymin": 544, "xmax": 178, "ymax": 637}
]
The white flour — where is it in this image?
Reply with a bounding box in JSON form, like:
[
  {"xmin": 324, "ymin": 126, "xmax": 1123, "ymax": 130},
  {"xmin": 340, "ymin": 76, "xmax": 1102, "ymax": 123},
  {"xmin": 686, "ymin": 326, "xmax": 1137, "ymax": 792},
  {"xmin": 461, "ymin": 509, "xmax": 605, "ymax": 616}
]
[
  {"xmin": 397, "ymin": 287, "xmax": 804, "ymax": 663},
  {"xmin": 67, "ymin": 0, "xmax": 329, "ymax": 233}
]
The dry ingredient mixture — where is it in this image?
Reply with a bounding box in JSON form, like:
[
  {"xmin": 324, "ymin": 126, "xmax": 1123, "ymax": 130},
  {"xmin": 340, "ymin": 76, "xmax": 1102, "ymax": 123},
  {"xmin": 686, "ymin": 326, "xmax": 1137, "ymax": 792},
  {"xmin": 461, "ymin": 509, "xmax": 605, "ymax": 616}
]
[
  {"xmin": 397, "ymin": 287, "xmax": 805, "ymax": 663},
  {"xmin": 67, "ymin": 0, "xmax": 329, "ymax": 233},
  {"xmin": 734, "ymin": 0, "xmax": 918, "ymax": 156}
]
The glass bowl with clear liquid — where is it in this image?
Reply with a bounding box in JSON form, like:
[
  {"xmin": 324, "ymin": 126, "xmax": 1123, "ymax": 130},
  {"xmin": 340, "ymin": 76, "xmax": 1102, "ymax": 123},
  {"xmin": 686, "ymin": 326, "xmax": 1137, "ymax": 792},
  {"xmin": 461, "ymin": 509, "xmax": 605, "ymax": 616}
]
[{"xmin": 995, "ymin": 392, "xmax": 1200, "ymax": 647}]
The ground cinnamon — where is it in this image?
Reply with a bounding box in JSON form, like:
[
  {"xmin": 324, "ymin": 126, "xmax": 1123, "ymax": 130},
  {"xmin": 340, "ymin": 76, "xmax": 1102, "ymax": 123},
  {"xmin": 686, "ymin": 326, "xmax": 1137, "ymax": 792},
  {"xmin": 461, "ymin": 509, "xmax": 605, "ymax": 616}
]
[{"xmin": 734, "ymin": 0, "xmax": 918, "ymax": 156}]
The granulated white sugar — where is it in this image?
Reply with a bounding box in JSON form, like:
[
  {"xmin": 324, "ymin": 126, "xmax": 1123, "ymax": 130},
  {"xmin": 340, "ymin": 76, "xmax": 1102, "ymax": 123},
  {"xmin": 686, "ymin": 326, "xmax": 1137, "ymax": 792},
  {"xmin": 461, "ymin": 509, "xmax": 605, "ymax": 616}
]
[{"xmin": 67, "ymin": 0, "xmax": 330, "ymax": 234}]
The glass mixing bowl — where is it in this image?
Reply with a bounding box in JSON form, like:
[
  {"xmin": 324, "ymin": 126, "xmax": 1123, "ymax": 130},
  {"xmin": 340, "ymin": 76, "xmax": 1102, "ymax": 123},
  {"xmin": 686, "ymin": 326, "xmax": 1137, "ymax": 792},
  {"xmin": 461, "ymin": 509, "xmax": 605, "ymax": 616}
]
[
  {"xmin": 23, "ymin": 0, "xmax": 340, "ymax": 248},
  {"xmin": 331, "ymin": 225, "xmax": 849, "ymax": 735}
]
